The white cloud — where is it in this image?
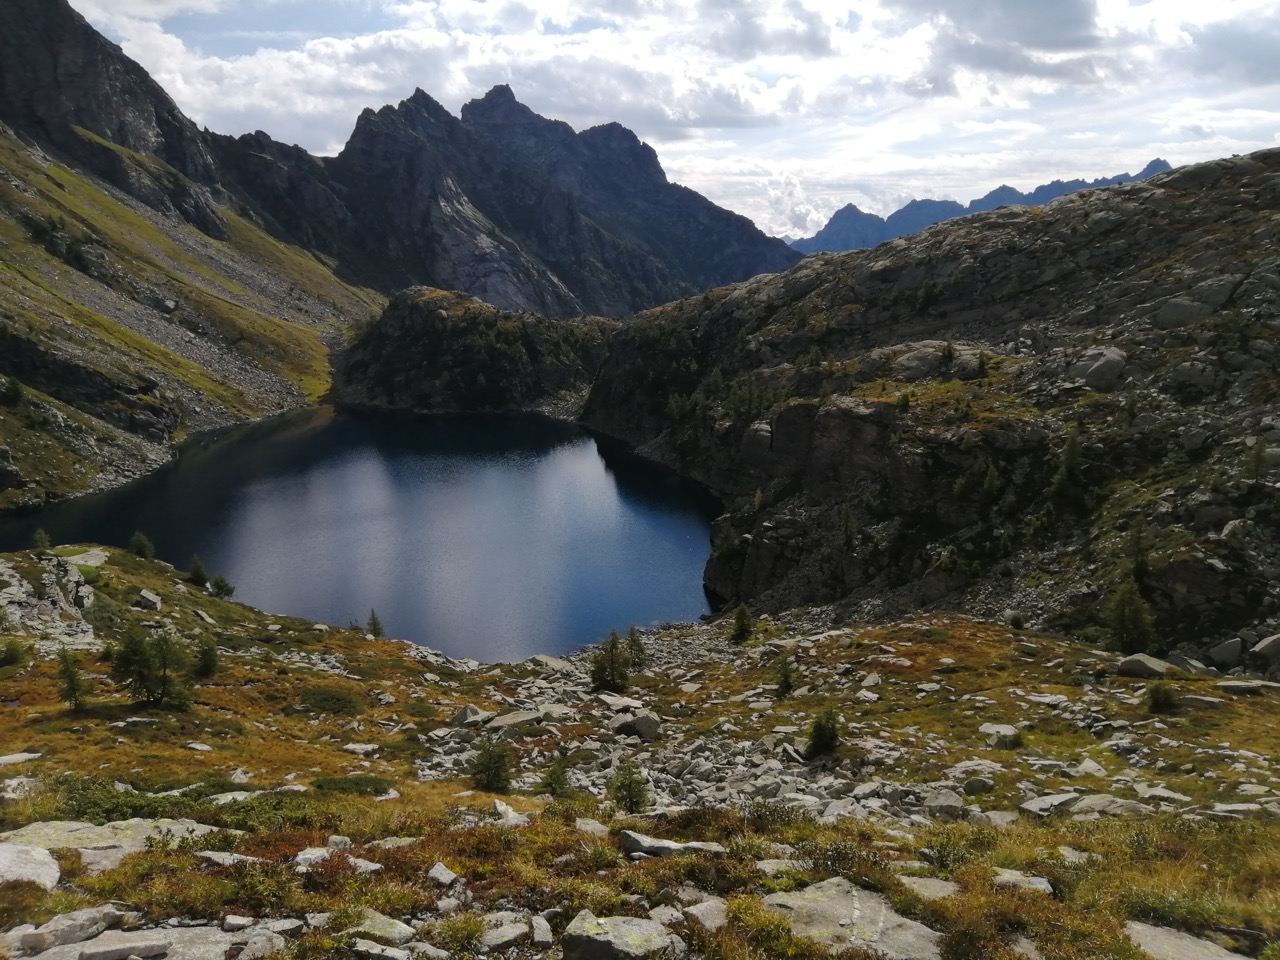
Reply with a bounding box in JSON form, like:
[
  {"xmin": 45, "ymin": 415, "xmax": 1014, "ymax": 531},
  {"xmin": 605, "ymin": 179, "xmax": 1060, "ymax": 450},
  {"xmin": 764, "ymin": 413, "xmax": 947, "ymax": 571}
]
[{"xmin": 71, "ymin": 0, "xmax": 1280, "ymax": 237}]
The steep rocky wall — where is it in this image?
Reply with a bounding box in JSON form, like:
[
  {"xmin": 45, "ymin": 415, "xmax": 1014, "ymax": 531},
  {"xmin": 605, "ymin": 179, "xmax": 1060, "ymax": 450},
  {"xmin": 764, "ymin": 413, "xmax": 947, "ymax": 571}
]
[{"xmin": 579, "ymin": 150, "xmax": 1280, "ymax": 644}]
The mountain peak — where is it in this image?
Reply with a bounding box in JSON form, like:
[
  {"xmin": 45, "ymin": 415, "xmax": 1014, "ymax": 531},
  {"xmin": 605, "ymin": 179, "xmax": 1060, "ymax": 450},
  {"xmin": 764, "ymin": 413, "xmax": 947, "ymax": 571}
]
[
  {"xmin": 461, "ymin": 84, "xmax": 540, "ymax": 126},
  {"xmin": 0, "ymin": 0, "xmax": 216, "ymax": 183}
]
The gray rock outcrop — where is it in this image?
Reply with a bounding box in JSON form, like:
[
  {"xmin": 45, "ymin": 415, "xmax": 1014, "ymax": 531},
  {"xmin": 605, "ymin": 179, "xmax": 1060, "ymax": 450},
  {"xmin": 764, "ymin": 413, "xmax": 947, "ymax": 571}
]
[
  {"xmin": 761, "ymin": 877, "xmax": 942, "ymax": 959},
  {"xmin": 561, "ymin": 910, "xmax": 676, "ymax": 960}
]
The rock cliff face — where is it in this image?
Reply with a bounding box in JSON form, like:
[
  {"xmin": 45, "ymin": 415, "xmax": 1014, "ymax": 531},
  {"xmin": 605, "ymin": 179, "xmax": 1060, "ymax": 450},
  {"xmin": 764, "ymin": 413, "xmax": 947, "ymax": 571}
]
[
  {"xmin": 213, "ymin": 85, "xmax": 800, "ymax": 317},
  {"xmin": 571, "ymin": 149, "xmax": 1280, "ymax": 644},
  {"xmin": 0, "ymin": 0, "xmax": 225, "ymax": 236}
]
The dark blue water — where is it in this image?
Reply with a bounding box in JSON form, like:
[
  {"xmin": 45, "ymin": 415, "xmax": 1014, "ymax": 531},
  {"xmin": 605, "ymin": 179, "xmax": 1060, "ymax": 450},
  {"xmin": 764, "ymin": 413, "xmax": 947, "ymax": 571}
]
[{"xmin": 0, "ymin": 408, "xmax": 719, "ymax": 661}]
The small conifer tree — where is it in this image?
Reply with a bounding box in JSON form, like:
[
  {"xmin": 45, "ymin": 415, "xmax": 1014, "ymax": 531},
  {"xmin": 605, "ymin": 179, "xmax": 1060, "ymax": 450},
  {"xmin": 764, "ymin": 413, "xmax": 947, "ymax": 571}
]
[
  {"xmin": 469, "ymin": 737, "xmax": 513, "ymax": 793},
  {"xmin": 806, "ymin": 705, "xmax": 841, "ymax": 759},
  {"xmin": 1108, "ymin": 578, "xmax": 1157, "ymax": 655},
  {"xmin": 609, "ymin": 759, "xmax": 650, "ymax": 814},
  {"xmin": 1051, "ymin": 426, "xmax": 1084, "ymax": 496},
  {"xmin": 625, "ymin": 626, "xmax": 646, "ymax": 670},
  {"xmin": 1249, "ymin": 440, "xmax": 1268, "ymax": 482},
  {"xmin": 111, "ymin": 629, "xmax": 191, "ymax": 707},
  {"xmin": 193, "ymin": 636, "xmax": 219, "ymax": 678},
  {"xmin": 730, "ymin": 604, "xmax": 753, "ymax": 645},
  {"xmin": 210, "ymin": 575, "xmax": 235, "ymax": 599},
  {"xmin": 776, "ymin": 658, "xmax": 795, "ymax": 698},
  {"xmin": 1128, "ymin": 526, "xmax": 1149, "ymax": 582},
  {"xmin": 129, "ymin": 531, "xmax": 155, "ymax": 560},
  {"xmin": 368, "ymin": 609, "xmax": 385, "ymax": 638},
  {"xmin": 188, "ymin": 555, "xmax": 208, "ymax": 588},
  {"xmin": 57, "ymin": 645, "xmax": 90, "ymax": 711},
  {"xmin": 590, "ymin": 630, "xmax": 630, "ymax": 693},
  {"xmin": 32, "ymin": 528, "xmax": 51, "ymax": 551}
]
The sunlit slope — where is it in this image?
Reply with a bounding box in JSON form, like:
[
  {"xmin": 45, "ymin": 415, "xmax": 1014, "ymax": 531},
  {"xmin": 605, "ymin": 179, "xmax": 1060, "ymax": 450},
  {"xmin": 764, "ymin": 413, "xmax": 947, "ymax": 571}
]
[{"xmin": 0, "ymin": 127, "xmax": 385, "ymax": 509}]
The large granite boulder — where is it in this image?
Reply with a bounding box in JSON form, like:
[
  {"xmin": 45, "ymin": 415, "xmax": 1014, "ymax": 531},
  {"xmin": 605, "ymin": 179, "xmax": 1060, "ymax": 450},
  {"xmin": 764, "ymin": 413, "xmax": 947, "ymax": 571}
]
[
  {"xmin": 761, "ymin": 877, "xmax": 941, "ymax": 959},
  {"xmin": 0, "ymin": 842, "xmax": 60, "ymax": 890},
  {"xmin": 561, "ymin": 910, "xmax": 677, "ymax": 960}
]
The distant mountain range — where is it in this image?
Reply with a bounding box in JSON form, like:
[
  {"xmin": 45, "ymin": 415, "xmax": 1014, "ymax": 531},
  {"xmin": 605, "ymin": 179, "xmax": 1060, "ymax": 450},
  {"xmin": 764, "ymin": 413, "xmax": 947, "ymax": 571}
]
[{"xmin": 790, "ymin": 160, "xmax": 1172, "ymax": 254}]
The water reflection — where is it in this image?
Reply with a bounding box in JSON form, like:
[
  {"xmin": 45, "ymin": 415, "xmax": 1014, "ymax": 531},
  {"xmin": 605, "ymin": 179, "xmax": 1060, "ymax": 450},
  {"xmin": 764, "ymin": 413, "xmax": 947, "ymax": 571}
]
[{"xmin": 0, "ymin": 409, "xmax": 719, "ymax": 660}]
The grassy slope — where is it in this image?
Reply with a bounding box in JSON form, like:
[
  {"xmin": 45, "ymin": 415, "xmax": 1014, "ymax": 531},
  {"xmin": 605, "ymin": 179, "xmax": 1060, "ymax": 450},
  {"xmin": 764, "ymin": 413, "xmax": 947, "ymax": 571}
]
[
  {"xmin": 0, "ymin": 129, "xmax": 385, "ymax": 506},
  {"xmin": 0, "ymin": 547, "xmax": 1277, "ymax": 958}
]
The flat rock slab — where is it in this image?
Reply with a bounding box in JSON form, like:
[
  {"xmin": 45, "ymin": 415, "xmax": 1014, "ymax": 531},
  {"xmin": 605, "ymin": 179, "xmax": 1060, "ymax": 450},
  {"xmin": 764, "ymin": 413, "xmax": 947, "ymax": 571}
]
[
  {"xmin": 351, "ymin": 939, "xmax": 409, "ymax": 960},
  {"xmin": 1117, "ymin": 654, "xmax": 1176, "ymax": 678},
  {"xmin": 22, "ymin": 905, "xmax": 124, "ymax": 951},
  {"xmin": 52, "ymin": 929, "xmax": 245, "ymax": 960},
  {"xmin": 1, "ymin": 819, "xmax": 226, "ymax": 874},
  {"xmin": 480, "ymin": 921, "xmax": 528, "ymax": 951},
  {"xmin": 1125, "ymin": 921, "xmax": 1250, "ymax": 959},
  {"xmin": 561, "ymin": 911, "xmax": 674, "ymax": 960},
  {"xmin": 762, "ymin": 876, "xmax": 941, "ymax": 959},
  {"xmin": 0, "ymin": 752, "xmax": 42, "ymax": 766},
  {"xmin": 0, "ymin": 842, "xmax": 60, "ymax": 890},
  {"xmin": 344, "ymin": 911, "xmax": 416, "ymax": 946},
  {"xmin": 618, "ymin": 830, "xmax": 726, "ymax": 857}
]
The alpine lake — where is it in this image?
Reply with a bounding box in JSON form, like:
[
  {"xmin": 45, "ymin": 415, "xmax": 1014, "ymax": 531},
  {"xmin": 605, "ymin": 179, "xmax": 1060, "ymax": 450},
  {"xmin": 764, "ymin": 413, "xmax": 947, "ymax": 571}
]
[{"xmin": 0, "ymin": 408, "xmax": 720, "ymax": 662}]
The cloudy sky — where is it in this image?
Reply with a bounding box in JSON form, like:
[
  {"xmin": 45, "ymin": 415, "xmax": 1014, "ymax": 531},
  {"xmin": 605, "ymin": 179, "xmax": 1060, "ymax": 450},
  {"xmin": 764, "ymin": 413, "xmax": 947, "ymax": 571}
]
[{"xmin": 75, "ymin": 0, "xmax": 1280, "ymax": 238}]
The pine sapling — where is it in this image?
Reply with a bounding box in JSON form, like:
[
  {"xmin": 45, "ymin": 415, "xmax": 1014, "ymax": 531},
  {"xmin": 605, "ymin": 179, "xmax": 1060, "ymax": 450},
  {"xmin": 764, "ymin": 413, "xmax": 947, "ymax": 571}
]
[{"xmin": 57, "ymin": 645, "xmax": 91, "ymax": 711}]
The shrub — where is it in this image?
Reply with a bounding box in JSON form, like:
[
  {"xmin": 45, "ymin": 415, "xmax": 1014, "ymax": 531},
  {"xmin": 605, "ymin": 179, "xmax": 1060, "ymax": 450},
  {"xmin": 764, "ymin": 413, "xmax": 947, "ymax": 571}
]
[
  {"xmin": 741, "ymin": 798, "xmax": 814, "ymax": 832},
  {"xmin": 469, "ymin": 738, "xmax": 513, "ymax": 793},
  {"xmin": 402, "ymin": 702, "xmax": 438, "ymax": 720},
  {"xmin": 797, "ymin": 837, "xmax": 895, "ymax": 891},
  {"xmin": 188, "ymin": 556, "xmax": 208, "ymax": 588},
  {"xmin": 46, "ymin": 776, "xmax": 195, "ymax": 824},
  {"xmin": 193, "ymin": 637, "xmax": 219, "ymax": 678},
  {"xmin": 609, "ymin": 759, "xmax": 650, "ymax": 814},
  {"xmin": 1108, "ymin": 578, "xmax": 1157, "ymax": 655},
  {"xmin": 590, "ymin": 630, "xmax": 630, "ymax": 693},
  {"xmin": 32, "ymin": 528, "xmax": 51, "ymax": 551},
  {"xmin": 539, "ymin": 761, "xmax": 574, "ymax": 799},
  {"xmin": 805, "ymin": 705, "xmax": 841, "ymax": 759},
  {"xmin": 1147, "ymin": 681, "xmax": 1178, "ymax": 714},
  {"xmin": 0, "ymin": 375, "xmax": 23, "ymax": 406},
  {"xmin": 312, "ymin": 775, "xmax": 393, "ymax": 796},
  {"xmin": 82, "ymin": 594, "xmax": 128, "ymax": 637},
  {"xmin": 0, "ymin": 637, "xmax": 31, "ymax": 667},
  {"xmin": 776, "ymin": 658, "xmax": 795, "ymax": 698},
  {"xmin": 129, "ymin": 531, "xmax": 155, "ymax": 560},
  {"xmin": 57, "ymin": 645, "xmax": 91, "ymax": 711},
  {"xmin": 431, "ymin": 913, "xmax": 486, "ymax": 954},
  {"xmin": 730, "ymin": 603, "xmax": 753, "ymax": 645},
  {"xmin": 209, "ymin": 576, "xmax": 235, "ymax": 599},
  {"xmin": 299, "ymin": 684, "xmax": 364, "ymax": 716}
]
